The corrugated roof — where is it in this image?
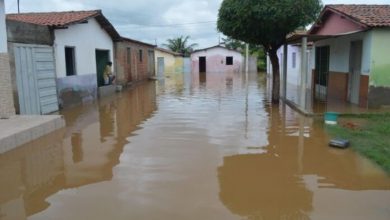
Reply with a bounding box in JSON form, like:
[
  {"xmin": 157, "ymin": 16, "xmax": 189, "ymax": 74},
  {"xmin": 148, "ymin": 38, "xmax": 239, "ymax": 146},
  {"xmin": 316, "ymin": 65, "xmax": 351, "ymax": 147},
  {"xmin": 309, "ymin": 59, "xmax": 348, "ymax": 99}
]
[
  {"xmin": 327, "ymin": 4, "xmax": 390, "ymax": 27},
  {"xmin": 6, "ymin": 10, "xmax": 121, "ymax": 40}
]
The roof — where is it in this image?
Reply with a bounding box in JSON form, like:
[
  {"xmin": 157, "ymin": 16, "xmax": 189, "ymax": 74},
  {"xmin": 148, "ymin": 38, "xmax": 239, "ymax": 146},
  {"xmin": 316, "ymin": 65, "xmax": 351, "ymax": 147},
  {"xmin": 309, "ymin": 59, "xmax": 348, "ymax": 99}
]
[
  {"xmin": 7, "ymin": 10, "xmax": 121, "ymax": 40},
  {"xmin": 120, "ymin": 37, "xmax": 156, "ymax": 48},
  {"xmin": 312, "ymin": 4, "xmax": 390, "ymax": 31},
  {"xmin": 155, "ymin": 47, "xmax": 182, "ymax": 56},
  {"xmin": 192, "ymin": 45, "xmax": 241, "ymax": 54}
]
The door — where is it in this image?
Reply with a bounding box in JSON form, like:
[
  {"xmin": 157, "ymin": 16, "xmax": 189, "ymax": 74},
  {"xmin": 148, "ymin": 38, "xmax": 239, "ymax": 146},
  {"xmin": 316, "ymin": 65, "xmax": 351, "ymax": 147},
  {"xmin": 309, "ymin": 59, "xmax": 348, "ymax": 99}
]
[
  {"xmin": 14, "ymin": 44, "xmax": 59, "ymax": 115},
  {"xmin": 199, "ymin": 56, "xmax": 206, "ymax": 72},
  {"xmin": 95, "ymin": 50, "xmax": 110, "ymax": 87},
  {"xmin": 157, "ymin": 57, "xmax": 164, "ymax": 78},
  {"xmin": 148, "ymin": 50, "xmax": 155, "ymax": 77},
  {"xmin": 349, "ymin": 41, "xmax": 362, "ymax": 104},
  {"xmin": 314, "ymin": 46, "xmax": 330, "ymax": 101}
]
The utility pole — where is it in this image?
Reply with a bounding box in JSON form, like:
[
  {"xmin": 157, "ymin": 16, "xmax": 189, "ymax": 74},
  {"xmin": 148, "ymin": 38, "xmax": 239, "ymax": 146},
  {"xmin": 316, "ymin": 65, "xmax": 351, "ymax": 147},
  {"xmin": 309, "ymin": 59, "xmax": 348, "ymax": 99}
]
[
  {"xmin": 245, "ymin": 43, "xmax": 249, "ymax": 75},
  {"xmin": 17, "ymin": 0, "xmax": 20, "ymax": 13}
]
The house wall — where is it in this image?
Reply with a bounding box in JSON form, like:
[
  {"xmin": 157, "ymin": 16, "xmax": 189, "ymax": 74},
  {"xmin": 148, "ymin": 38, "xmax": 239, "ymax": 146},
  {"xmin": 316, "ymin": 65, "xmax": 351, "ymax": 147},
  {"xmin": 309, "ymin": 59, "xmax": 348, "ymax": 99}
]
[
  {"xmin": 0, "ymin": 0, "xmax": 15, "ymax": 117},
  {"xmin": 54, "ymin": 18, "xmax": 113, "ymax": 78},
  {"xmin": 191, "ymin": 47, "xmax": 243, "ymax": 73},
  {"xmin": 368, "ymin": 28, "xmax": 390, "ymax": 107},
  {"xmin": 115, "ymin": 41, "xmax": 154, "ymax": 85},
  {"xmin": 54, "ymin": 18, "xmax": 113, "ymax": 108},
  {"xmin": 312, "ymin": 32, "xmax": 371, "ymax": 105},
  {"xmin": 155, "ymin": 50, "xmax": 176, "ymax": 74}
]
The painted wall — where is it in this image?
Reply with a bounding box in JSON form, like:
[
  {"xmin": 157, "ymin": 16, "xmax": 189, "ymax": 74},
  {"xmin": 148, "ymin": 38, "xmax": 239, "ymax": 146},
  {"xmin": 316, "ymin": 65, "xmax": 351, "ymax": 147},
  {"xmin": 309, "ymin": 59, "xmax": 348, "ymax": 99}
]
[
  {"xmin": 191, "ymin": 47, "xmax": 243, "ymax": 73},
  {"xmin": 315, "ymin": 13, "xmax": 365, "ymax": 35},
  {"xmin": 154, "ymin": 49, "xmax": 176, "ymax": 74},
  {"xmin": 313, "ymin": 32, "xmax": 371, "ymax": 75},
  {"xmin": 0, "ymin": 0, "xmax": 6, "ymax": 52},
  {"xmin": 54, "ymin": 18, "xmax": 113, "ymax": 78},
  {"xmin": 370, "ymin": 28, "xmax": 390, "ymax": 87}
]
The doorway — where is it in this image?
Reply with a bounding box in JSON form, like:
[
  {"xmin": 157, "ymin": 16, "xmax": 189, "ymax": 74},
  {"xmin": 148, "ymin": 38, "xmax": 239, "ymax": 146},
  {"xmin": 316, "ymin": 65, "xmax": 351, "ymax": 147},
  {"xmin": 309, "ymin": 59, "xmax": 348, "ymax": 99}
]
[
  {"xmin": 314, "ymin": 46, "xmax": 330, "ymax": 101},
  {"xmin": 157, "ymin": 57, "xmax": 165, "ymax": 78},
  {"xmin": 348, "ymin": 41, "xmax": 362, "ymax": 105},
  {"xmin": 199, "ymin": 56, "xmax": 206, "ymax": 72},
  {"xmin": 95, "ymin": 50, "xmax": 110, "ymax": 87}
]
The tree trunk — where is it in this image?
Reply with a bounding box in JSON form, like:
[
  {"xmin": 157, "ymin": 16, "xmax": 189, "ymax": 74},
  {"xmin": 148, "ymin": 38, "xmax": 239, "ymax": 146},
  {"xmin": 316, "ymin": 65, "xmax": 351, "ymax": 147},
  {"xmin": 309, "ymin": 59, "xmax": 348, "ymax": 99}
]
[{"xmin": 269, "ymin": 49, "xmax": 280, "ymax": 104}]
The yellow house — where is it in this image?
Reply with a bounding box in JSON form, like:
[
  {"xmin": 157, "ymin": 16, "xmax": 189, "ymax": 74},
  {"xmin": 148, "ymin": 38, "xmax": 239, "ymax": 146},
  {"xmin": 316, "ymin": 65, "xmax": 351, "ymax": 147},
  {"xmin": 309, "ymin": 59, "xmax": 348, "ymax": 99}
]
[{"xmin": 155, "ymin": 47, "xmax": 184, "ymax": 77}]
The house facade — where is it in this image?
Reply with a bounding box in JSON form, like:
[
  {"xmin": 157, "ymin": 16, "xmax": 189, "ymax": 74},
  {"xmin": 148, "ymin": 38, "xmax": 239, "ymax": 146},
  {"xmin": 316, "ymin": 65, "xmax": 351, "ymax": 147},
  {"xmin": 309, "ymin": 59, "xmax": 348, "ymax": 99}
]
[
  {"xmin": 115, "ymin": 37, "xmax": 155, "ymax": 86},
  {"xmin": 0, "ymin": 0, "xmax": 15, "ymax": 118},
  {"xmin": 7, "ymin": 10, "xmax": 121, "ymax": 108},
  {"xmin": 191, "ymin": 45, "xmax": 244, "ymax": 73},
  {"xmin": 308, "ymin": 5, "xmax": 390, "ymax": 108},
  {"xmin": 155, "ymin": 47, "xmax": 184, "ymax": 78}
]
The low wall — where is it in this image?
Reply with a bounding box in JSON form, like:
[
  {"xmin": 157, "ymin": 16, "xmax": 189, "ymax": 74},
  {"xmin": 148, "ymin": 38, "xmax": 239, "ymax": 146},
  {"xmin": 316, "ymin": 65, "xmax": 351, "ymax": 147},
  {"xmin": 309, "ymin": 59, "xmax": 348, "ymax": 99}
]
[{"xmin": 57, "ymin": 74, "xmax": 97, "ymax": 108}]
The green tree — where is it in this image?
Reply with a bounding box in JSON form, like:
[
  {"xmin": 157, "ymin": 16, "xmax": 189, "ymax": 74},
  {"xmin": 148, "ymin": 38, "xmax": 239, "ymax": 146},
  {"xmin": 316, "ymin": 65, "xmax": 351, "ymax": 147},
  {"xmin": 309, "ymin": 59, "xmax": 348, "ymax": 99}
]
[
  {"xmin": 217, "ymin": 0, "xmax": 322, "ymax": 103},
  {"xmin": 162, "ymin": 35, "xmax": 198, "ymax": 57}
]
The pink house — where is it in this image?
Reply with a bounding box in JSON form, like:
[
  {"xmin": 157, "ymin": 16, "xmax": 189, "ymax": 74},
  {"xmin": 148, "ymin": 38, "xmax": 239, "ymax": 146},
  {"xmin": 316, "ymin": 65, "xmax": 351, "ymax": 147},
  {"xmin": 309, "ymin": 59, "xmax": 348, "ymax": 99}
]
[{"xmin": 191, "ymin": 45, "xmax": 244, "ymax": 73}]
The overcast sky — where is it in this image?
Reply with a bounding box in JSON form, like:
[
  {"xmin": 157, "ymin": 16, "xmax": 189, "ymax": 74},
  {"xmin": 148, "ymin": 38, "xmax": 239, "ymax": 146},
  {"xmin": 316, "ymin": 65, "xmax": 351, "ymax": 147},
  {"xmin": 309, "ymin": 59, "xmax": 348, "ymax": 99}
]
[{"xmin": 4, "ymin": 0, "xmax": 390, "ymax": 48}]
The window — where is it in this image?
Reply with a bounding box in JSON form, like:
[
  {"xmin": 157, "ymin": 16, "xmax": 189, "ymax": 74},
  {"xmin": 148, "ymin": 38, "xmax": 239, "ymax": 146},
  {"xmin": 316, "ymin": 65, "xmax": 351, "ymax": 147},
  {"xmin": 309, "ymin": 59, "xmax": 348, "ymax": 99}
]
[
  {"xmin": 139, "ymin": 49, "xmax": 143, "ymax": 62},
  {"xmin": 127, "ymin": 48, "xmax": 131, "ymax": 64},
  {"xmin": 292, "ymin": 52, "xmax": 296, "ymax": 68},
  {"xmin": 65, "ymin": 47, "xmax": 76, "ymax": 76},
  {"xmin": 226, "ymin": 56, "xmax": 233, "ymax": 65}
]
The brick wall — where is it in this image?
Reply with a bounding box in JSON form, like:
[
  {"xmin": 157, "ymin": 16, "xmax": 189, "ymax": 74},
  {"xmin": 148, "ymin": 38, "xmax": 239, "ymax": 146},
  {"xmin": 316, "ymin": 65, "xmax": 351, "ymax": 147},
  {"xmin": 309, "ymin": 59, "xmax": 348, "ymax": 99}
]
[
  {"xmin": 115, "ymin": 41, "xmax": 154, "ymax": 85},
  {"xmin": 0, "ymin": 53, "xmax": 15, "ymax": 118}
]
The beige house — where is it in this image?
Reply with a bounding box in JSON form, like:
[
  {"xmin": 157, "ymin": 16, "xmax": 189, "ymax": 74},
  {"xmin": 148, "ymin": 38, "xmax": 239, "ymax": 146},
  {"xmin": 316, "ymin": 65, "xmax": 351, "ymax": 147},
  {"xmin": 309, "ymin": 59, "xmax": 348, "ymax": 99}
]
[{"xmin": 154, "ymin": 47, "xmax": 184, "ymax": 78}]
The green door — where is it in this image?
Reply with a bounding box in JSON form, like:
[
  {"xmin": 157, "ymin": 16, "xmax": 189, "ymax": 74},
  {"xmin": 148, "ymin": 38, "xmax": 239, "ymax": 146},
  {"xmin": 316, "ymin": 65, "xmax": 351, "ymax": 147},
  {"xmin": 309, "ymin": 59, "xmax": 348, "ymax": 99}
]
[{"xmin": 96, "ymin": 50, "xmax": 110, "ymax": 87}]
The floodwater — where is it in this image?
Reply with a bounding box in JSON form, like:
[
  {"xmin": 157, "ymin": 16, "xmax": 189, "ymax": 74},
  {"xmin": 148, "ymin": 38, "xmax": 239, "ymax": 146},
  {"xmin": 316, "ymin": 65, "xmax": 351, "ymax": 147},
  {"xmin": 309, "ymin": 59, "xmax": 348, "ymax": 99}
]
[{"xmin": 0, "ymin": 71, "xmax": 389, "ymax": 220}]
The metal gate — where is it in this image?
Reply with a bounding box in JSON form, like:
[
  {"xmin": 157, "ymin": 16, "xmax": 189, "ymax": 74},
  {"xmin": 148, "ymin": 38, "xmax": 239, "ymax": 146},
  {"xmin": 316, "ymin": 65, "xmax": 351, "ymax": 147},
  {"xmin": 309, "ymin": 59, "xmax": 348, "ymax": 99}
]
[{"xmin": 14, "ymin": 44, "xmax": 59, "ymax": 115}]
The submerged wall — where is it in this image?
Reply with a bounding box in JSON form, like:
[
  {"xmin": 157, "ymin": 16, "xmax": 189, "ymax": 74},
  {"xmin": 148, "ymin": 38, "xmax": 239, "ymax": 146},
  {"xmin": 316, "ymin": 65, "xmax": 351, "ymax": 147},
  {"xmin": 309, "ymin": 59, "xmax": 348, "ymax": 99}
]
[{"xmin": 57, "ymin": 74, "xmax": 97, "ymax": 108}]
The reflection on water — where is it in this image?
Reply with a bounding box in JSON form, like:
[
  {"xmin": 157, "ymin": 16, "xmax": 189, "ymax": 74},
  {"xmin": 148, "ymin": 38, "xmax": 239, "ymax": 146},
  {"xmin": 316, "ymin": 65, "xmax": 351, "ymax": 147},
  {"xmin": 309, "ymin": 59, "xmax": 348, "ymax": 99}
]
[{"xmin": 0, "ymin": 72, "xmax": 389, "ymax": 220}]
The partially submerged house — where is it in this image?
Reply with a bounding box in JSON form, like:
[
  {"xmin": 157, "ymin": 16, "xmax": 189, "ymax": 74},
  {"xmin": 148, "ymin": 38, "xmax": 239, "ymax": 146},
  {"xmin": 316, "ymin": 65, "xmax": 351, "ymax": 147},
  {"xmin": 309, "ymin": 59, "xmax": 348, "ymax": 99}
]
[
  {"xmin": 191, "ymin": 45, "xmax": 243, "ymax": 73},
  {"xmin": 273, "ymin": 4, "xmax": 390, "ymax": 112},
  {"xmin": 0, "ymin": 0, "xmax": 15, "ymax": 118},
  {"xmin": 154, "ymin": 47, "xmax": 186, "ymax": 78},
  {"xmin": 307, "ymin": 4, "xmax": 390, "ymax": 108},
  {"xmin": 115, "ymin": 37, "xmax": 155, "ymax": 86},
  {"xmin": 7, "ymin": 10, "xmax": 121, "ymax": 108},
  {"xmin": 191, "ymin": 45, "xmax": 253, "ymax": 73}
]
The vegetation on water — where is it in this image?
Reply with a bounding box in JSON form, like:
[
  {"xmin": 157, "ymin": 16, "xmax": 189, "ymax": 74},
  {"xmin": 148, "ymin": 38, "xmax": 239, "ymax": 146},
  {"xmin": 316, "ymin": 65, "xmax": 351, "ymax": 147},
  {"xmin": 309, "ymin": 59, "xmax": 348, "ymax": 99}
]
[
  {"xmin": 217, "ymin": 0, "xmax": 322, "ymax": 103},
  {"xmin": 327, "ymin": 113, "xmax": 390, "ymax": 174}
]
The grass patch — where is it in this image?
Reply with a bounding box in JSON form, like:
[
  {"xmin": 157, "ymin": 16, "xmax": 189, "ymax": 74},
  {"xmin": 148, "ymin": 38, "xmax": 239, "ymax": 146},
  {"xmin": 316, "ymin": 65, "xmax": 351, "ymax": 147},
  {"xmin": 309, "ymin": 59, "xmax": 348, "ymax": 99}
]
[{"xmin": 326, "ymin": 113, "xmax": 390, "ymax": 174}]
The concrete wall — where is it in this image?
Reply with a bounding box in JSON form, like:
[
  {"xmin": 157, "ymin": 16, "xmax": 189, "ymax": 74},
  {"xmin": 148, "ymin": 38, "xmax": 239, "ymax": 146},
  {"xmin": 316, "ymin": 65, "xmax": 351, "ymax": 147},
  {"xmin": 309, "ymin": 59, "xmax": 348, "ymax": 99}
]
[
  {"xmin": 54, "ymin": 18, "xmax": 113, "ymax": 78},
  {"xmin": 368, "ymin": 28, "xmax": 390, "ymax": 107},
  {"xmin": 6, "ymin": 20, "xmax": 53, "ymax": 45},
  {"xmin": 191, "ymin": 47, "xmax": 243, "ymax": 73},
  {"xmin": 57, "ymin": 74, "xmax": 97, "ymax": 108},
  {"xmin": 0, "ymin": 0, "xmax": 15, "ymax": 117},
  {"xmin": 115, "ymin": 41, "xmax": 154, "ymax": 85},
  {"xmin": 0, "ymin": 0, "xmax": 6, "ymax": 53}
]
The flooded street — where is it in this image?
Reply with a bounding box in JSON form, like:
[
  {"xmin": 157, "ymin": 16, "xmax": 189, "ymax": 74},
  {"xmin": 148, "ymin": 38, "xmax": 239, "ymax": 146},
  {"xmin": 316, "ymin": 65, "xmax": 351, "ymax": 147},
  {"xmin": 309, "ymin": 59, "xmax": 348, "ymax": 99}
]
[{"xmin": 1, "ymin": 72, "xmax": 389, "ymax": 220}]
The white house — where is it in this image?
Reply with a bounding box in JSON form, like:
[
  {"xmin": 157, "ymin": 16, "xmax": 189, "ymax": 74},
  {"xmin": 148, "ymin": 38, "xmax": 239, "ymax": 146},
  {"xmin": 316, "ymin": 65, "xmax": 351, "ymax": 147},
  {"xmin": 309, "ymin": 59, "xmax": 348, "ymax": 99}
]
[
  {"xmin": 191, "ymin": 45, "xmax": 246, "ymax": 73},
  {"xmin": 0, "ymin": 0, "xmax": 15, "ymax": 118},
  {"xmin": 7, "ymin": 10, "xmax": 120, "ymax": 108}
]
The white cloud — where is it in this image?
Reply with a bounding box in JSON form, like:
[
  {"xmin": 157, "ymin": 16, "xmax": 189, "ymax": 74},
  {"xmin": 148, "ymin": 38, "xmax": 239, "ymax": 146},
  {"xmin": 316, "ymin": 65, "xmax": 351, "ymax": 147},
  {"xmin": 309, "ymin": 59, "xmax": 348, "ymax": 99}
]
[{"xmin": 4, "ymin": 0, "xmax": 389, "ymax": 48}]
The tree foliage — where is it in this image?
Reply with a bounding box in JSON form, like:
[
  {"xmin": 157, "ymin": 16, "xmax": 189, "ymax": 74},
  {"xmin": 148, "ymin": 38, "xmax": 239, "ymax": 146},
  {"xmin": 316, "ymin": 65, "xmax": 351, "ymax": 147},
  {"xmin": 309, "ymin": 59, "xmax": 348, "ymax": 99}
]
[
  {"xmin": 217, "ymin": 0, "xmax": 322, "ymax": 103},
  {"xmin": 162, "ymin": 35, "xmax": 198, "ymax": 57}
]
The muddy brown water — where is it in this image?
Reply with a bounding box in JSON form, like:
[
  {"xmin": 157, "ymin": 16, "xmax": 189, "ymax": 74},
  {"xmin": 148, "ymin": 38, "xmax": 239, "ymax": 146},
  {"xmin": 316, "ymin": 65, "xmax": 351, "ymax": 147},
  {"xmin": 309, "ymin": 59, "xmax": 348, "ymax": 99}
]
[{"xmin": 0, "ymin": 72, "xmax": 389, "ymax": 220}]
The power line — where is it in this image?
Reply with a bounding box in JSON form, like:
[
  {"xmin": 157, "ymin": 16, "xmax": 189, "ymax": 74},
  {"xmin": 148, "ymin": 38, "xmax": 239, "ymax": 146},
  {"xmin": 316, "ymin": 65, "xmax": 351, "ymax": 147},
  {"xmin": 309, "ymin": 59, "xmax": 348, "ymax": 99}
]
[{"xmin": 118, "ymin": 20, "xmax": 216, "ymax": 29}]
